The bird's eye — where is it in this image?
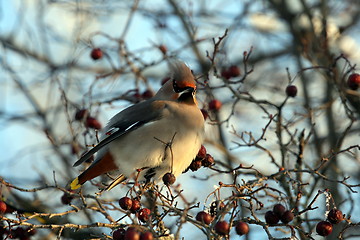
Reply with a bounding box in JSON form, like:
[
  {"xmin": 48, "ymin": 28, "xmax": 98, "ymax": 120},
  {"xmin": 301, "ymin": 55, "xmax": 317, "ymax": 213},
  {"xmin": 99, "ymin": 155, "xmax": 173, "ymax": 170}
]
[{"xmin": 173, "ymin": 79, "xmax": 182, "ymax": 93}]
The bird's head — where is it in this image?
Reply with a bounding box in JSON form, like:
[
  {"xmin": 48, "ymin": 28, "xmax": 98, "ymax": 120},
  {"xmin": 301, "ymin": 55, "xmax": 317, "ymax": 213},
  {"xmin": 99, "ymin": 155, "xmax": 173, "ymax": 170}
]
[{"xmin": 156, "ymin": 61, "xmax": 198, "ymax": 105}]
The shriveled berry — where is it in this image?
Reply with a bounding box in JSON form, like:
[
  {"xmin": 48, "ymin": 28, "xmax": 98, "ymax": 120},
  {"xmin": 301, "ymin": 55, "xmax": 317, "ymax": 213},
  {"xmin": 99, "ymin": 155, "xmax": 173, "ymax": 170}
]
[
  {"xmin": 0, "ymin": 201, "xmax": 7, "ymax": 214},
  {"xmin": 316, "ymin": 221, "xmax": 333, "ymax": 236},
  {"xmin": 273, "ymin": 204, "xmax": 286, "ymax": 218},
  {"xmin": 265, "ymin": 211, "xmax": 279, "ymax": 225},
  {"xmin": 202, "ymin": 154, "xmax": 214, "ymax": 167},
  {"xmin": 189, "ymin": 160, "xmax": 202, "ymax": 171},
  {"xmin": 113, "ymin": 228, "xmax": 125, "ymax": 240},
  {"xmin": 286, "ymin": 85, "xmax": 297, "ymax": 97},
  {"xmin": 195, "ymin": 211, "xmax": 213, "ymax": 225},
  {"xmin": 162, "ymin": 172, "xmax": 176, "ymax": 186},
  {"xmin": 85, "ymin": 117, "xmax": 102, "ymax": 129},
  {"xmin": 280, "ymin": 210, "xmax": 294, "ymax": 224},
  {"xmin": 90, "ymin": 48, "xmax": 103, "ymax": 60},
  {"xmin": 196, "ymin": 145, "xmax": 207, "ymax": 159},
  {"xmin": 347, "ymin": 73, "xmax": 360, "ymax": 90},
  {"xmin": 327, "ymin": 209, "xmax": 343, "ymax": 224},
  {"xmin": 138, "ymin": 208, "xmax": 151, "ymax": 222},
  {"xmin": 130, "ymin": 199, "xmax": 141, "ymax": 213},
  {"xmin": 140, "ymin": 231, "xmax": 153, "ymax": 240},
  {"xmin": 235, "ymin": 221, "xmax": 249, "ymax": 236},
  {"xmin": 119, "ymin": 197, "xmax": 133, "ymax": 210},
  {"xmin": 208, "ymin": 99, "xmax": 222, "ymax": 111},
  {"xmin": 74, "ymin": 109, "xmax": 88, "ymax": 121},
  {"xmin": 214, "ymin": 221, "xmax": 230, "ymax": 236}
]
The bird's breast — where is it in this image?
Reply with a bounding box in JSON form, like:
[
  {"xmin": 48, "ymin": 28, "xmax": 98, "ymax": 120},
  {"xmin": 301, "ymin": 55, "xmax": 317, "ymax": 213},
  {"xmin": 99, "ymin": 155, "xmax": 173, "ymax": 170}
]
[{"xmin": 108, "ymin": 107, "xmax": 204, "ymax": 181}]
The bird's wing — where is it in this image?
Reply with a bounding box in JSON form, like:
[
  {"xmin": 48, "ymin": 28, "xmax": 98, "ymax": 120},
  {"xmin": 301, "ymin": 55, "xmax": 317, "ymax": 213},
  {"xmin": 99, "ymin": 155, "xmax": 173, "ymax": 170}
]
[{"xmin": 73, "ymin": 100, "xmax": 167, "ymax": 167}]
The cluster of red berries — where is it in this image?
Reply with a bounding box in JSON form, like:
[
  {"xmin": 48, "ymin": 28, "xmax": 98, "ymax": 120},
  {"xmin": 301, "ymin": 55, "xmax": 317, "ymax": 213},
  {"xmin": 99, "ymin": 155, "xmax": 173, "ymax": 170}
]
[
  {"xmin": 118, "ymin": 197, "xmax": 151, "ymax": 223},
  {"xmin": 221, "ymin": 65, "xmax": 241, "ymax": 80},
  {"xmin": 347, "ymin": 73, "xmax": 360, "ymax": 90},
  {"xmin": 195, "ymin": 208, "xmax": 249, "ymax": 236},
  {"xmin": 113, "ymin": 227, "xmax": 153, "ymax": 240},
  {"xmin": 265, "ymin": 204, "xmax": 294, "ymax": 225},
  {"xmin": 316, "ymin": 208, "xmax": 344, "ymax": 236},
  {"xmin": 74, "ymin": 109, "xmax": 102, "ymax": 130},
  {"xmin": 116, "ymin": 197, "xmax": 153, "ymax": 239},
  {"xmin": 0, "ymin": 226, "xmax": 36, "ymax": 240},
  {"xmin": 187, "ymin": 145, "xmax": 215, "ymax": 172}
]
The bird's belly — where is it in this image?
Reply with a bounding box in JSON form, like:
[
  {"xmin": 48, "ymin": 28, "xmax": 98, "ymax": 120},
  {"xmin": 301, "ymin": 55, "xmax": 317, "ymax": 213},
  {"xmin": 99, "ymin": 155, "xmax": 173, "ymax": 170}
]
[{"xmin": 108, "ymin": 121, "xmax": 203, "ymax": 181}]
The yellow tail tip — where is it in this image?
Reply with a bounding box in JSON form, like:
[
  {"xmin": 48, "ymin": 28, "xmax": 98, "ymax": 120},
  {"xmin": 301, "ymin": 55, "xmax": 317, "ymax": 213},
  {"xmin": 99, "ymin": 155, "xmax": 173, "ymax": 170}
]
[{"xmin": 70, "ymin": 178, "xmax": 81, "ymax": 190}]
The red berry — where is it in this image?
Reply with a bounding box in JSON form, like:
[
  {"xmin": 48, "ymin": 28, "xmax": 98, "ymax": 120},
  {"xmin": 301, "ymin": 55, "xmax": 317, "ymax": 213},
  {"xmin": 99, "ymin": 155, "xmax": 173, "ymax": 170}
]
[
  {"xmin": 189, "ymin": 159, "xmax": 202, "ymax": 171},
  {"xmin": 196, "ymin": 145, "xmax": 207, "ymax": 159},
  {"xmin": 316, "ymin": 221, "xmax": 333, "ymax": 236},
  {"xmin": 195, "ymin": 211, "xmax": 213, "ymax": 225},
  {"xmin": 85, "ymin": 117, "xmax": 102, "ymax": 129},
  {"xmin": 221, "ymin": 69, "xmax": 231, "ymax": 79},
  {"xmin": 138, "ymin": 208, "xmax": 151, "ymax": 222},
  {"xmin": 202, "ymin": 154, "xmax": 214, "ymax": 167},
  {"xmin": 208, "ymin": 99, "xmax": 222, "ymax": 111},
  {"xmin": 214, "ymin": 221, "xmax": 230, "ymax": 236},
  {"xmin": 347, "ymin": 73, "xmax": 360, "ymax": 90},
  {"xmin": 0, "ymin": 201, "xmax": 7, "ymax": 214},
  {"xmin": 273, "ymin": 204, "xmax": 286, "ymax": 218},
  {"xmin": 124, "ymin": 228, "xmax": 140, "ymax": 240},
  {"xmin": 228, "ymin": 65, "xmax": 240, "ymax": 77},
  {"xmin": 74, "ymin": 109, "xmax": 88, "ymax": 121},
  {"xmin": 235, "ymin": 222, "xmax": 249, "ymax": 236},
  {"xmin": 280, "ymin": 210, "xmax": 294, "ymax": 224},
  {"xmin": 265, "ymin": 211, "xmax": 279, "ymax": 225},
  {"xmin": 113, "ymin": 228, "xmax": 125, "ymax": 240},
  {"xmin": 286, "ymin": 85, "xmax": 298, "ymax": 97},
  {"xmin": 159, "ymin": 45, "xmax": 167, "ymax": 54},
  {"xmin": 140, "ymin": 231, "xmax": 153, "ymax": 240},
  {"xmin": 61, "ymin": 193, "xmax": 73, "ymax": 205},
  {"xmin": 327, "ymin": 208, "xmax": 343, "ymax": 224},
  {"xmin": 200, "ymin": 109, "xmax": 208, "ymax": 120},
  {"xmin": 90, "ymin": 48, "xmax": 103, "ymax": 60},
  {"xmin": 119, "ymin": 197, "xmax": 133, "ymax": 210},
  {"xmin": 130, "ymin": 199, "xmax": 141, "ymax": 213},
  {"xmin": 141, "ymin": 89, "xmax": 154, "ymax": 100},
  {"xmin": 162, "ymin": 172, "xmax": 176, "ymax": 186}
]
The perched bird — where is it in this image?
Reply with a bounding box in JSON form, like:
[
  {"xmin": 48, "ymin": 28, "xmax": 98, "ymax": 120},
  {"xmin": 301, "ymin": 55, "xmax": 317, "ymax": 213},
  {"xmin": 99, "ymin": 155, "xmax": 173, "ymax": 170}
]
[{"xmin": 70, "ymin": 62, "xmax": 205, "ymax": 190}]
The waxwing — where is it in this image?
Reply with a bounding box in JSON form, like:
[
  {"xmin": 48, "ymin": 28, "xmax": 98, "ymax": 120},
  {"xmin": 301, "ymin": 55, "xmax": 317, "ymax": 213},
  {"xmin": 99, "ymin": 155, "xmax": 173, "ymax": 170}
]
[{"xmin": 70, "ymin": 62, "xmax": 205, "ymax": 190}]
